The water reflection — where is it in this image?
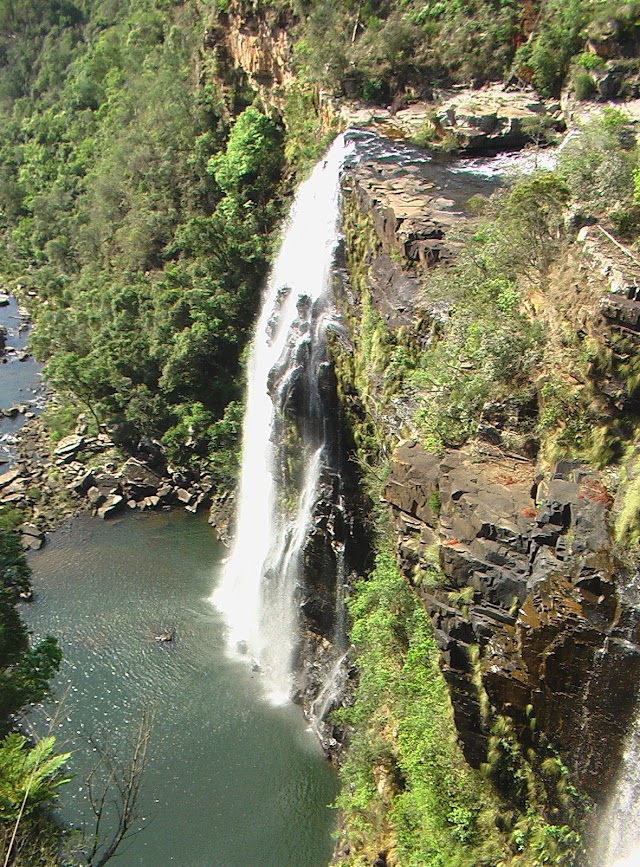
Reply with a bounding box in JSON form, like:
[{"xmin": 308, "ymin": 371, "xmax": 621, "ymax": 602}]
[{"xmin": 23, "ymin": 511, "xmax": 338, "ymax": 867}]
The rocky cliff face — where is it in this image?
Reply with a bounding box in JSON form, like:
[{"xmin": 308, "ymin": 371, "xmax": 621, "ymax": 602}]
[
  {"xmin": 201, "ymin": 5, "xmax": 640, "ymax": 793},
  {"xmin": 205, "ymin": 3, "xmax": 295, "ymax": 111},
  {"xmin": 336, "ymin": 136, "xmax": 640, "ymax": 802},
  {"xmin": 384, "ymin": 440, "xmax": 640, "ymax": 795}
]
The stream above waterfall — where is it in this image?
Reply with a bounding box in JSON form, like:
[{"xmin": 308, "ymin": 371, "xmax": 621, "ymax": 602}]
[{"xmin": 22, "ymin": 511, "xmax": 338, "ymax": 866}]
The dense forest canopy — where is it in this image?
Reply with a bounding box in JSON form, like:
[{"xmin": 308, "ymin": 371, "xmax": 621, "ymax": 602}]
[
  {"xmin": 0, "ymin": 0, "xmax": 637, "ymax": 483},
  {"xmin": 1, "ymin": 1, "xmax": 640, "ymax": 863},
  {"xmin": 0, "ymin": 0, "xmax": 287, "ymax": 481}
]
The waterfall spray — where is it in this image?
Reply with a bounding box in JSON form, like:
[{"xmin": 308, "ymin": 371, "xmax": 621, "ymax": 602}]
[
  {"xmin": 211, "ymin": 134, "xmax": 354, "ymax": 704},
  {"xmin": 597, "ymin": 713, "xmax": 640, "ymax": 866}
]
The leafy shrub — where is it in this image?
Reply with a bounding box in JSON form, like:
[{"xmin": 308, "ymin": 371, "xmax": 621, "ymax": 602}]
[
  {"xmin": 576, "ymin": 51, "xmax": 605, "ymax": 70},
  {"xmin": 512, "ymin": 0, "xmax": 594, "ymax": 96},
  {"xmin": 335, "ymin": 550, "xmax": 501, "ymax": 865},
  {"xmin": 0, "ymin": 734, "xmax": 70, "ymax": 821},
  {"xmin": 574, "ymin": 72, "xmax": 597, "ymax": 100},
  {"xmin": 559, "ymin": 110, "xmax": 636, "ymax": 215}
]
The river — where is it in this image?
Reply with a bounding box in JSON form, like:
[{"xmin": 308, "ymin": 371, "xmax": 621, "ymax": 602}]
[
  {"xmin": 0, "ymin": 295, "xmax": 44, "ymax": 464},
  {"xmin": 22, "ymin": 511, "xmax": 338, "ymax": 866}
]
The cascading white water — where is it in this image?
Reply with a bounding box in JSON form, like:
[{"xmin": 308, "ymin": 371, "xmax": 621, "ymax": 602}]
[
  {"xmin": 598, "ymin": 714, "xmax": 640, "ymax": 866},
  {"xmin": 211, "ymin": 134, "xmax": 353, "ymax": 704}
]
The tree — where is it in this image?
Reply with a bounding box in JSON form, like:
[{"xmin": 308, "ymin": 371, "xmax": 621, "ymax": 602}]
[
  {"xmin": 80, "ymin": 708, "xmax": 155, "ymax": 867},
  {"xmin": 0, "ymin": 529, "xmax": 61, "ymax": 729},
  {"xmin": 207, "ymin": 106, "xmax": 284, "ymax": 207}
]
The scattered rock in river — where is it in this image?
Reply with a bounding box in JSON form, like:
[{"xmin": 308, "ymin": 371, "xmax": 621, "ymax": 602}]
[
  {"xmin": 97, "ymin": 494, "xmax": 124, "ymax": 520},
  {"xmin": 20, "ymin": 523, "xmax": 45, "ymax": 551}
]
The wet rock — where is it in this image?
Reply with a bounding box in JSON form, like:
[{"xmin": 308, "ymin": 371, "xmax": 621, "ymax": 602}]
[
  {"xmin": 0, "ymin": 294, "xmax": 9, "ymax": 307},
  {"xmin": 345, "ymin": 158, "xmax": 461, "ymax": 304}
]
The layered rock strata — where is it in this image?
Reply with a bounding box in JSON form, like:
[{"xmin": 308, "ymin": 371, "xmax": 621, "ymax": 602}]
[
  {"xmin": 384, "ymin": 441, "xmax": 640, "ymax": 795},
  {"xmin": 337, "ymin": 132, "xmax": 640, "ymax": 799}
]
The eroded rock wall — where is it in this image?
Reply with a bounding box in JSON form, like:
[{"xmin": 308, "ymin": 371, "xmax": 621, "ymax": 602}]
[
  {"xmin": 336, "ymin": 137, "xmax": 640, "ymax": 800},
  {"xmin": 385, "ymin": 440, "xmax": 640, "ymax": 795}
]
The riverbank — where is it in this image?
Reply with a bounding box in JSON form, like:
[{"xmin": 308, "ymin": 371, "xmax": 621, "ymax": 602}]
[{"xmin": 0, "ymin": 414, "xmax": 228, "ymax": 552}]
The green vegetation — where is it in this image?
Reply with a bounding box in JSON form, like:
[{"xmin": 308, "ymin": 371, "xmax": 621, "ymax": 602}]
[
  {"xmin": 0, "ymin": 530, "xmax": 61, "ymax": 725},
  {"xmin": 0, "ymin": 735, "xmax": 70, "ymax": 822},
  {"xmin": 559, "ymin": 108, "xmax": 637, "ymax": 227},
  {"xmin": 333, "ymin": 101, "xmax": 640, "ymax": 860},
  {"xmin": 2, "ymin": 1, "xmax": 640, "ymax": 865},
  {"xmin": 2, "ymin": 0, "xmax": 639, "ymax": 480},
  {"xmin": 0, "ymin": 527, "xmax": 65, "ymax": 865},
  {"xmin": 286, "ymin": 0, "xmax": 640, "ymax": 102},
  {"xmin": 0, "ymin": 0, "xmax": 288, "ymax": 484},
  {"xmin": 616, "ymin": 474, "xmax": 640, "ymax": 546},
  {"xmin": 334, "ymin": 550, "xmax": 586, "ymax": 866}
]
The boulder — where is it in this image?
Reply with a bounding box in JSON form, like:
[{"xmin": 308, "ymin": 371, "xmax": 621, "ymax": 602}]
[
  {"xmin": 0, "ymin": 468, "xmax": 21, "ymax": 489},
  {"xmin": 68, "ymin": 470, "xmax": 96, "ymax": 495},
  {"xmin": 21, "ymin": 533, "xmax": 44, "ymax": 551},
  {"xmin": 53, "ymin": 434, "xmax": 85, "ymax": 459},
  {"xmin": 97, "ymin": 494, "xmax": 124, "ymax": 519},
  {"xmin": 435, "ymin": 86, "xmax": 562, "ymax": 152},
  {"xmin": 175, "ymin": 488, "xmax": 195, "ymax": 505}
]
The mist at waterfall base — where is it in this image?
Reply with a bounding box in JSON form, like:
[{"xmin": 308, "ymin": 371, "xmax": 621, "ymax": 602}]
[
  {"xmin": 211, "ymin": 134, "xmax": 354, "ymax": 703},
  {"xmin": 23, "ymin": 512, "xmax": 338, "ymax": 866}
]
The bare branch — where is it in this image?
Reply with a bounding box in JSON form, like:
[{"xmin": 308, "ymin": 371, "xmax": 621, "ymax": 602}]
[{"xmin": 82, "ymin": 706, "xmax": 155, "ymax": 867}]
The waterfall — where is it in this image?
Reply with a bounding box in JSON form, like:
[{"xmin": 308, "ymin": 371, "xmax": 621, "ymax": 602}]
[
  {"xmin": 598, "ymin": 714, "xmax": 640, "ymax": 866},
  {"xmin": 211, "ymin": 134, "xmax": 354, "ymax": 704}
]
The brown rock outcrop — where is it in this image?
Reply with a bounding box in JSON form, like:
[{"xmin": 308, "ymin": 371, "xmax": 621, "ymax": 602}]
[
  {"xmin": 435, "ymin": 86, "xmax": 564, "ymax": 152},
  {"xmin": 383, "ymin": 440, "xmax": 640, "ymax": 796},
  {"xmin": 206, "ymin": 4, "xmax": 295, "ymax": 111}
]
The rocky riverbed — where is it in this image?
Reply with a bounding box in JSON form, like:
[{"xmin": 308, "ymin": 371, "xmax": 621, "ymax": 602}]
[{"xmin": 0, "ymin": 417, "xmax": 221, "ymax": 552}]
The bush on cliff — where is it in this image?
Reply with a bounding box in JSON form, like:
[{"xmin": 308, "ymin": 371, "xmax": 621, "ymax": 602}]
[
  {"xmin": 407, "ymin": 174, "xmax": 571, "ymax": 453},
  {"xmin": 334, "ymin": 549, "xmax": 586, "ymax": 866}
]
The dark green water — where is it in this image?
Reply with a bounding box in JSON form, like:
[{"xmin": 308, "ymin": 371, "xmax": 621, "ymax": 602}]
[{"xmin": 22, "ymin": 510, "xmax": 338, "ymax": 866}]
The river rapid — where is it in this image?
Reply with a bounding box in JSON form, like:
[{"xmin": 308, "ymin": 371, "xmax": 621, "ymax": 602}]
[{"xmin": 22, "ymin": 511, "xmax": 338, "ymax": 866}]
